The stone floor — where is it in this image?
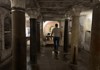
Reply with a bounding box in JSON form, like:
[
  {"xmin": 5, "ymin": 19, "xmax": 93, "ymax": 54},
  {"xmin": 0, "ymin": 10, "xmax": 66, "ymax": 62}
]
[
  {"xmin": 0, "ymin": 46, "xmax": 89, "ymax": 70},
  {"xmin": 37, "ymin": 47, "xmax": 89, "ymax": 70}
]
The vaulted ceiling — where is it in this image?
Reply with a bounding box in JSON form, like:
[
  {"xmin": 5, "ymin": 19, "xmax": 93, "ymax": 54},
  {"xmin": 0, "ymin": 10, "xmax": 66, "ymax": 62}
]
[
  {"xmin": 0, "ymin": 0, "xmax": 93, "ymax": 20},
  {"xmin": 26, "ymin": 0, "xmax": 93, "ymax": 20}
]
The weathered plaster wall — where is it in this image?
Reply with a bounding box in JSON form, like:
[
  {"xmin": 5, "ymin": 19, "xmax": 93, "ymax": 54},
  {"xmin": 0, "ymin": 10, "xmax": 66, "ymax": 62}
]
[
  {"xmin": 0, "ymin": 7, "xmax": 12, "ymax": 61},
  {"xmin": 79, "ymin": 10, "xmax": 92, "ymax": 51}
]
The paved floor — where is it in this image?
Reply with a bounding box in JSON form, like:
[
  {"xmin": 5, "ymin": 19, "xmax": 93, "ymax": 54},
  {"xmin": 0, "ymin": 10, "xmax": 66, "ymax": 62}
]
[
  {"xmin": 0, "ymin": 46, "xmax": 89, "ymax": 70},
  {"xmin": 36, "ymin": 47, "xmax": 89, "ymax": 70},
  {"xmin": 37, "ymin": 47, "xmax": 71, "ymax": 70}
]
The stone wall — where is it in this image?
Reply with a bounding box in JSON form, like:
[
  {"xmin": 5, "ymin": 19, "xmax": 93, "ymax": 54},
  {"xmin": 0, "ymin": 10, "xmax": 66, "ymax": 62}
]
[
  {"xmin": 0, "ymin": 7, "xmax": 12, "ymax": 62},
  {"xmin": 0, "ymin": 8, "xmax": 6, "ymax": 61},
  {"xmin": 77, "ymin": 11, "xmax": 92, "ymax": 52},
  {"xmin": 84, "ymin": 31, "xmax": 91, "ymax": 51}
]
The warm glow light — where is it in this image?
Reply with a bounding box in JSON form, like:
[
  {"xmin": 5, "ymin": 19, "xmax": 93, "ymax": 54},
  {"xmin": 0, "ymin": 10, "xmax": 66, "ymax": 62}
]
[
  {"xmin": 43, "ymin": 21, "xmax": 59, "ymax": 36},
  {"xmin": 43, "ymin": 21, "xmax": 50, "ymax": 28},
  {"xmin": 87, "ymin": 13, "xmax": 92, "ymax": 21},
  {"xmin": 80, "ymin": 10, "xmax": 93, "ymax": 31}
]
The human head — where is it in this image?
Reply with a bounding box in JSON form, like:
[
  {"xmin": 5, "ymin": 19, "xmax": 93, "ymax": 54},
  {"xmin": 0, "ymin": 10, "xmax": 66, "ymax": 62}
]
[{"xmin": 55, "ymin": 24, "xmax": 58, "ymax": 27}]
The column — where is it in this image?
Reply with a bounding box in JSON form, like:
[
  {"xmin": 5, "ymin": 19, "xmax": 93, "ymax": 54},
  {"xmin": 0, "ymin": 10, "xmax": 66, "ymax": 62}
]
[
  {"xmin": 71, "ymin": 7, "xmax": 80, "ymax": 64},
  {"xmin": 37, "ymin": 22, "xmax": 40, "ymax": 52},
  {"xmin": 10, "ymin": 0, "xmax": 26, "ymax": 70},
  {"xmin": 30, "ymin": 18, "xmax": 37, "ymax": 64},
  {"xmin": 27, "ymin": 9, "xmax": 39, "ymax": 65},
  {"xmin": 90, "ymin": 3, "xmax": 100, "ymax": 70},
  {"xmin": 64, "ymin": 19, "xmax": 69, "ymax": 53}
]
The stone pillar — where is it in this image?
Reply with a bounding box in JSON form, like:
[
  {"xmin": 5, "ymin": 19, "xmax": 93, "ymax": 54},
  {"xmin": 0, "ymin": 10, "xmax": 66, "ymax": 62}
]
[
  {"xmin": 27, "ymin": 9, "xmax": 39, "ymax": 65},
  {"xmin": 90, "ymin": 3, "xmax": 100, "ymax": 70},
  {"xmin": 71, "ymin": 7, "xmax": 80, "ymax": 64},
  {"xmin": 64, "ymin": 19, "xmax": 69, "ymax": 53},
  {"xmin": 30, "ymin": 18, "xmax": 37, "ymax": 64},
  {"xmin": 10, "ymin": 0, "xmax": 26, "ymax": 70},
  {"xmin": 37, "ymin": 22, "xmax": 40, "ymax": 52}
]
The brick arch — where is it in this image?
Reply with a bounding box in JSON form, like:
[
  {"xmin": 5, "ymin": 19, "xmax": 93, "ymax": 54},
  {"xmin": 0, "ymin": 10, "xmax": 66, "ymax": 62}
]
[{"xmin": 43, "ymin": 21, "xmax": 59, "ymax": 36}]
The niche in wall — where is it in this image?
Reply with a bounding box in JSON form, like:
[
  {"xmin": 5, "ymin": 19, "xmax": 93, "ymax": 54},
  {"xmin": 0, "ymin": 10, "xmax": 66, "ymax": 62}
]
[{"xmin": 4, "ymin": 14, "xmax": 12, "ymax": 49}]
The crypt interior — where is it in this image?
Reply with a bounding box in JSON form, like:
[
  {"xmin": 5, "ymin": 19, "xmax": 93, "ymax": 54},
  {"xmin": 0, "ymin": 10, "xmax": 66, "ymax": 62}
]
[{"xmin": 0, "ymin": 0, "xmax": 100, "ymax": 70}]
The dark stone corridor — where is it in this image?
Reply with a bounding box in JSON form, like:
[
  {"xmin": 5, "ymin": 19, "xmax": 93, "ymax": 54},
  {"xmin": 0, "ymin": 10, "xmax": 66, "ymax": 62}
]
[{"xmin": 0, "ymin": 46, "xmax": 89, "ymax": 70}]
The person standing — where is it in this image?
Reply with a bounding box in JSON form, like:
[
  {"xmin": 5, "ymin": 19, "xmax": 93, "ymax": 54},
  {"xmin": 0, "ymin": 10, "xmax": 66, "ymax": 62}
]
[{"xmin": 51, "ymin": 24, "xmax": 62, "ymax": 54}]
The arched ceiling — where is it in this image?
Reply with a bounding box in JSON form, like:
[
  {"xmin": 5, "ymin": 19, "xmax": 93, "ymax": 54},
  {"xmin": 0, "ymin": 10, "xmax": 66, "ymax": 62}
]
[
  {"xmin": 0, "ymin": 0, "xmax": 11, "ymax": 10},
  {"xmin": 0, "ymin": 0, "xmax": 94, "ymax": 20},
  {"xmin": 26, "ymin": 0, "xmax": 93, "ymax": 20}
]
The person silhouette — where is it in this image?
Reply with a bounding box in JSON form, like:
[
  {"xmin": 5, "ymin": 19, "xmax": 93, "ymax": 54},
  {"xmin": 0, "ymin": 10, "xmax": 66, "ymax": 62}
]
[{"xmin": 51, "ymin": 24, "xmax": 62, "ymax": 54}]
